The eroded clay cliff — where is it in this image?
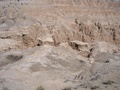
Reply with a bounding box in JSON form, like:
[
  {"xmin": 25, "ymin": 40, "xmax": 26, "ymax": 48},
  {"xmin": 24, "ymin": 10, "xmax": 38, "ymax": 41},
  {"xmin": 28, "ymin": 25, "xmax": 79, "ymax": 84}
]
[{"xmin": 0, "ymin": 0, "xmax": 120, "ymax": 90}]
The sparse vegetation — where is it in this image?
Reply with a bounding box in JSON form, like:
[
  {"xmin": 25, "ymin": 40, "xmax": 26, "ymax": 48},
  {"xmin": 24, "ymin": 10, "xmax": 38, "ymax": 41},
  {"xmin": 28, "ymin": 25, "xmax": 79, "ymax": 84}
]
[
  {"xmin": 6, "ymin": 54, "xmax": 23, "ymax": 61},
  {"xmin": 63, "ymin": 87, "xmax": 71, "ymax": 90},
  {"xmin": 102, "ymin": 80, "xmax": 115, "ymax": 85},
  {"xmin": 36, "ymin": 86, "xmax": 44, "ymax": 90},
  {"xmin": 91, "ymin": 86, "xmax": 100, "ymax": 90}
]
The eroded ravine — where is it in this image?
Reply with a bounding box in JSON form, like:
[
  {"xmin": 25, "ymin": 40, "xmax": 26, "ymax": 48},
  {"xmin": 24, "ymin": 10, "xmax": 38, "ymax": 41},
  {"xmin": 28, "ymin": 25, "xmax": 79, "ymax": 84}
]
[{"xmin": 0, "ymin": 0, "xmax": 120, "ymax": 90}]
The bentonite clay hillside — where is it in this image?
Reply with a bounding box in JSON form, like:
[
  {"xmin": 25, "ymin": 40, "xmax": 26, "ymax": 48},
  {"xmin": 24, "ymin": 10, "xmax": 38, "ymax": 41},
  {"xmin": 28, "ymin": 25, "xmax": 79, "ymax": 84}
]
[{"xmin": 0, "ymin": 0, "xmax": 120, "ymax": 90}]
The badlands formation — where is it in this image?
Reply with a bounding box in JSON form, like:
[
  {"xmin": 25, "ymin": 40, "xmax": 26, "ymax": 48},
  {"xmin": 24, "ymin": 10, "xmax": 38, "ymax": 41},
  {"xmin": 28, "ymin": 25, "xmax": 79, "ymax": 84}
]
[{"xmin": 0, "ymin": 0, "xmax": 120, "ymax": 90}]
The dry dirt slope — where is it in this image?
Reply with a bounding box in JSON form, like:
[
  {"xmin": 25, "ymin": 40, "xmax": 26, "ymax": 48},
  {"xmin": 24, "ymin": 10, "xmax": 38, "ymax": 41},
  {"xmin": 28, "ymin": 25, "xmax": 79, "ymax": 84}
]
[
  {"xmin": 0, "ymin": 0, "xmax": 120, "ymax": 90},
  {"xmin": 0, "ymin": 0, "xmax": 120, "ymax": 47}
]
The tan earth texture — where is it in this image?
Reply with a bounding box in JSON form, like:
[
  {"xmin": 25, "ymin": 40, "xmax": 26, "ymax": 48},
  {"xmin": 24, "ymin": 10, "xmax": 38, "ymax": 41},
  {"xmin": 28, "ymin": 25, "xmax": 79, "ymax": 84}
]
[{"xmin": 0, "ymin": 0, "xmax": 120, "ymax": 90}]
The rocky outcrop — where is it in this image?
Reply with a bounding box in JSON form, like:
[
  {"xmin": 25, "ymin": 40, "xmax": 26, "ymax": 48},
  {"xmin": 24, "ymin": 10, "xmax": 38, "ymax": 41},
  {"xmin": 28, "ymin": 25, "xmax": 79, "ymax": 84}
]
[
  {"xmin": 68, "ymin": 40, "xmax": 119, "ymax": 58},
  {"xmin": 0, "ymin": 0, "xmax": 120, "ymax": 48},
  {"xmin": 0, "ymin": 0, "xmax": 120, "ymax": 90}
]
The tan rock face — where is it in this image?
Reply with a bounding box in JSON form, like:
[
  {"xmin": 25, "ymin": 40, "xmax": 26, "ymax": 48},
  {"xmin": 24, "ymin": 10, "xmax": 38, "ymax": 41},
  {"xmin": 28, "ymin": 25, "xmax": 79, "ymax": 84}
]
[
  {"xmin": 0, "ymin": 0, "xmax": 120, "ymax": 90},
  {"xmin": 0, "ymin": 1, "xmax": 120, "ymax": 48},
  {"xmin": 0, "ymin": 0, "xmax": 120, "ymax": 48}
]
